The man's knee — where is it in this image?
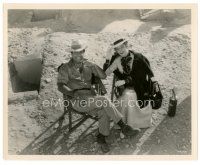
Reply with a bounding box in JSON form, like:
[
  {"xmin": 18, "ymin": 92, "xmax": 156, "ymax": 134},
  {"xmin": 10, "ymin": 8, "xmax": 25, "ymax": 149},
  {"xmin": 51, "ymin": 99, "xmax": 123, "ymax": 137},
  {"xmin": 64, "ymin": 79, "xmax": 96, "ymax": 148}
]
[
  {"xmin": 98, "ymin": 109, "xmax": 109, "ymax": 119},
  {"xmin": 93, "ymin": 96, "xmax": 110, "ymax": 108},
  {"xmin": 95, "ymin": 95, "xmax": 109, "ymax": 101}
]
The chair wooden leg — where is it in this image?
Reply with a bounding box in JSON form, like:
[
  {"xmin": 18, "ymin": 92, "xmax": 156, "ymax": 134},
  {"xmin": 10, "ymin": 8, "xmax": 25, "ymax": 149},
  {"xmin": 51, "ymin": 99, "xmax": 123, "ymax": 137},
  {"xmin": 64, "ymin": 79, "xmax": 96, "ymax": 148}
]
[
  {"xmin": 56, "ymin": 106, "xmax": 68, "ymax": 129},
  {"xmin": 68, "ymin": 107, "xmax": 72, "ymax": 132}
]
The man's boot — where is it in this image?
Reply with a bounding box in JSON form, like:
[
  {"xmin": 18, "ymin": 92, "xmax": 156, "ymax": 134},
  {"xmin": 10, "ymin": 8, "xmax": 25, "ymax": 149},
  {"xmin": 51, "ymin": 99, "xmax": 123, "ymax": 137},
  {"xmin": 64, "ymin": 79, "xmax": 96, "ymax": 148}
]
[
  {"xmin": 117, "ymin": 119, "xmax": 139, "ymax": 137},
  {"xmin": 96, "ymin": 133, "xmax": 110, "ymax": 153}
]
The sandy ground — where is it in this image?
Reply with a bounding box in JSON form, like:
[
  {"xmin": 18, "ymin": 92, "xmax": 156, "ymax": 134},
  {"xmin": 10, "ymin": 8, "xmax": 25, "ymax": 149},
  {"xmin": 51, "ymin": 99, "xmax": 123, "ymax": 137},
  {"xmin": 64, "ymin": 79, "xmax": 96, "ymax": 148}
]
[
  {"xmin": 7, "ymin": 12, "xmax": 191, "ymax": 155},
  {"xmin": 139, "ymin": 96, "xmax": 191, "ymax": 155}
]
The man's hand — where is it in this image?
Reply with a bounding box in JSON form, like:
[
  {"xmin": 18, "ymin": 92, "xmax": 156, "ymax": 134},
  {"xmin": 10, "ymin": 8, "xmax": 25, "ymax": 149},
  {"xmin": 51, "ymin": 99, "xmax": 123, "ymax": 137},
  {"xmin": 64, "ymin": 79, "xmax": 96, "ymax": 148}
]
[
  {"xmin": 106, "ymin": 46, "xmax": 114, "ymax": 60},
  {"xmin": 63, "ymin": 84, "xmax": 73, "ymax": 91},
  {"xmin": 115, "ymin": 80, "xmax": 125, "ymax": 87}
]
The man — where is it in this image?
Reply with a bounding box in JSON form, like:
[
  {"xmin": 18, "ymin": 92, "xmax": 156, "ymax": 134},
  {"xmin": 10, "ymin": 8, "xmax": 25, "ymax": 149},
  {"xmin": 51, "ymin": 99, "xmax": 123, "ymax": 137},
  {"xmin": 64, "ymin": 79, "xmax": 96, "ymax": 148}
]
[{"xmin": 57, "ymin": 40, "xmax": 139, "ymax": 153}]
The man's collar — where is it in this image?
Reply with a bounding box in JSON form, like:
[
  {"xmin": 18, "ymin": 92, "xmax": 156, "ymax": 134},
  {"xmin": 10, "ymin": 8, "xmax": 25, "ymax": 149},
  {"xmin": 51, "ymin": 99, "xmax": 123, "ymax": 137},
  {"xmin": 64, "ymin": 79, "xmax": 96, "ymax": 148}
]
[
  {"xmin": 69, "ymin": 58, "xmax": 85, "ymax": 70},
  {"xmin": 68, "ymin": 59, "xmax": 74, "ymax": 67}
]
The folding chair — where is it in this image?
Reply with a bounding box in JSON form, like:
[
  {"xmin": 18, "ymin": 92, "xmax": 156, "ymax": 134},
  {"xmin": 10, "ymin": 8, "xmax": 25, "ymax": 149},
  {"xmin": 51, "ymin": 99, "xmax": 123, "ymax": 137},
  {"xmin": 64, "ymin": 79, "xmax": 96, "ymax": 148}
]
[{"xmin": 63, "ymin": 75, "xmax": 107, "ymax": 132}]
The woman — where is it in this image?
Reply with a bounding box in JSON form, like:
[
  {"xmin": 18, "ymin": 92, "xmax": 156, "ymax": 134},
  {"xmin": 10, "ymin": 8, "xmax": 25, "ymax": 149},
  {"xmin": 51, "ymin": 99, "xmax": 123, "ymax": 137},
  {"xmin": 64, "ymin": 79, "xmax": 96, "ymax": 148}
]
[{"xmin": 103, "ymin": 38, "xmax": 155, "ymax": 129}]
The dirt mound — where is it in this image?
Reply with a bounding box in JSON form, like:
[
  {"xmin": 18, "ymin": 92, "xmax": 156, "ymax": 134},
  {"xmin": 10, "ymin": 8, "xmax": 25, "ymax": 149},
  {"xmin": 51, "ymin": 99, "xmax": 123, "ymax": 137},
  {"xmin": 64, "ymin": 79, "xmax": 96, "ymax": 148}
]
[{"xmin": 8, "ymin": 28, "xmax": 51, "ymax": 60}]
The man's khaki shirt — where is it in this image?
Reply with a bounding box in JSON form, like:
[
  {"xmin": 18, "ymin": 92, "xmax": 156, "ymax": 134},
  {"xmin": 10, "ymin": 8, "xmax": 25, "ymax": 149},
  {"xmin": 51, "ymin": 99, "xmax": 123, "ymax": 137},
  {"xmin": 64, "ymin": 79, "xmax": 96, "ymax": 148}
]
[{"xmin": 57, "ymin": 59, "xmax": 103, "ymax": 97}]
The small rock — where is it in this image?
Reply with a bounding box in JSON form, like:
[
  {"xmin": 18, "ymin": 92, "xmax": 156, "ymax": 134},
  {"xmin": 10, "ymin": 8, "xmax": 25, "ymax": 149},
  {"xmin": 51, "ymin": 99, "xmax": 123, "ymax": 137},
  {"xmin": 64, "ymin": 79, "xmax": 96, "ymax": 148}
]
[
  {"xmin": 125, "ymin": 144, "xmax": 129, "ymax": 148},
  {"xmin": 33, "ymin": 132, "xmax": 37, "ymax": 138},
  {"xmin": 116, "ymin": 138, "xmax": 121, "ymax": 142},
  {"xmin": 54, "ymin": 123, "xmax": 59, "ymax": 129},
  {"xmin": 49, "ymin": 120, "xmax": 54, "ymax": 123},
  {"xmin": 53, "ymin": 145, "xmax": 62, "ymax": 154},
  {"xmin": 173, "ymin": 130, "xmax": 178, "ymax": 134},
  {"xmin": 182, "ymin": 145, "xmax": 187, "ymax": 150},
  {"xmin": 162, "ymin": 120, "xmax": 167, "ymax": 124},
  {"xmin": 16, "ymin": 149, "xmax": 22, "ymax": 154},
  {"xmin": 25, "ymin": 132, "xmax": 34, "ymax": 138},
  {"xmin": 93, "ymin": 142, "xmax": 98, "ymax": 146},
  {"xmin": 11, "ymin": 54, "xmax": 17, "ymax": 58},
  {"xmin": 29, "ymin": 112, "xmax": 37, "ymax": 118},
  {"xmin": 19, "ymin": 129, "xmax": 24, "ymax": 132},
  {"xmin": 10, "ymin": 132, "xmax": 15, "ymax": 137},
  {"xmin": 69, "ymin": 147, "xmax": 76, "ymax": 153},
  {"xmin": 40, "ymin": 84, "xmax": 45, "ymax": 89},
  {"xmin": 45, "ymin": 78, "xmax": 51, "ymax": 83},
  {"xmin": 10, "ymin": 128, "xmax": 16, "ymax": 131},
  {"xmin": 158, "ymin": 109, "xmax": 167, "ymax": 115},
  {"xmin": 90, "ymin": 147, "xmax": 96, "ymax": 152},
  {"xmin": 120, "ymin": 132, "xmax": 125, "ymax": 139}
]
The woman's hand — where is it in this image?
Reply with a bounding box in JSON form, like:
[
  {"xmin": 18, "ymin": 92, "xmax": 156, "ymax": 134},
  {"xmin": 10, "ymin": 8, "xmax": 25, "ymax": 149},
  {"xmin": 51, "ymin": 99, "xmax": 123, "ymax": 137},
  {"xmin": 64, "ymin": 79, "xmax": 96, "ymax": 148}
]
[
  {"xmin": 106, "ymin": 46, "xmax": 114, "ymax": 60},
  {"xmin": 150, "ymin": 77, "xmax": 156, "ymax": 82},
  {"xmin": 115, "ymin": 80, "xmax": 125, "ymax": 87}
]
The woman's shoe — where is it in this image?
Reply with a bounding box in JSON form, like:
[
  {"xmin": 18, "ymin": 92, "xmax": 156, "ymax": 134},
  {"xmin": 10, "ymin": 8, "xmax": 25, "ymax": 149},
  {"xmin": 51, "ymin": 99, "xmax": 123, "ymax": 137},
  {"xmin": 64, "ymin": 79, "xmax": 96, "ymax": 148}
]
[
  {"xmin": 113, "ymin": 123, "xmax": 121, "ymax": 130},
  {"xmin": 121, "ymin": 125, "xmax": 139, "ymax": 137}
]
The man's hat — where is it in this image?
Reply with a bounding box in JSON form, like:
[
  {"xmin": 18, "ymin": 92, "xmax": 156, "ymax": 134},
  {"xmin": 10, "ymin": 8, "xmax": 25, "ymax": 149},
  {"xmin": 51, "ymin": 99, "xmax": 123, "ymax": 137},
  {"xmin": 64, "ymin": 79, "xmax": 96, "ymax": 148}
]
[
  {"xmin": 71, "ymin": 40, "xmax": 87, "ymax": 52},
  {"xmin": 112, "ymin": 38, "xmax": 128, "ymax": 48}
]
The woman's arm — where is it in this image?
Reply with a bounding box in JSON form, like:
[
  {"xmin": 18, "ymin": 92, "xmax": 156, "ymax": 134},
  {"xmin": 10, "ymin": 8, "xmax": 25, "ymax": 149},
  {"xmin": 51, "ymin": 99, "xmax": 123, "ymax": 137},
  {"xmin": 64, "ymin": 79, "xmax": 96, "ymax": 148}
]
[
  {"xmin": 103, "ymin": 60, "xmax": 110, "ymax": 71},
  {"xmin": 105, "ymin": 58, "xmax": 121, "ymax": 76},
  {"xmin": 92, "ymin": 64, "xmax": 107, "ymax": 79},
  {"xmin": 105, "ymin": 63, "xmax": 117, "ymax": 76}
]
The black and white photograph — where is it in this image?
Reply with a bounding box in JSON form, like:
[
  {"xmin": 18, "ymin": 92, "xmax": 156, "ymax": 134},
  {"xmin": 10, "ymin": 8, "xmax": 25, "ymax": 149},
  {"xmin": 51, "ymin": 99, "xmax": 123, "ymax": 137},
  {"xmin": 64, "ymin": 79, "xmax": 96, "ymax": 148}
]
[{"xmin": 4, "ymin": 4, "xmax": 197, "ymax": 159}]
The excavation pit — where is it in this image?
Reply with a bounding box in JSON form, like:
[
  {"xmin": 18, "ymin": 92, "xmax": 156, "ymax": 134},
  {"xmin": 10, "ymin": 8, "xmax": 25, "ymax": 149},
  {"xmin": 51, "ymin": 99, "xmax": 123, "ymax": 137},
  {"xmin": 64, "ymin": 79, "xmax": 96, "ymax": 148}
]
[{"xmin": 9, "ymin": 57, "xmax": 42, "ymax": 93}]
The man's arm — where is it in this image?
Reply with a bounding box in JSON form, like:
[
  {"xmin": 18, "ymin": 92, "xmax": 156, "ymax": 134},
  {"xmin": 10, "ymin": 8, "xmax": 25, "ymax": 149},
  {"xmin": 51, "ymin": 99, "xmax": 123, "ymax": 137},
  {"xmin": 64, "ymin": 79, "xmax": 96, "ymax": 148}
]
[
  {"xmin": 57, "ymin": 63, "xmax": 74, "ymax": 96},
  {"xmin": 57, "ymin": 83, "xmax": 73, "ymax": 95}
]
